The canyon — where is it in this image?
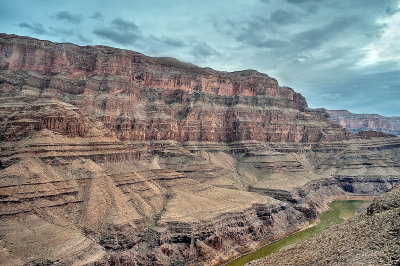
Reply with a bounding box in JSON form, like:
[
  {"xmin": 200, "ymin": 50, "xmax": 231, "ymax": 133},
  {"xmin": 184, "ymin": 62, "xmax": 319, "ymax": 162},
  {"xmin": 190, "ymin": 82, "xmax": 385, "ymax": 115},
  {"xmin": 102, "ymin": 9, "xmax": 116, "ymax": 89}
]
[
  {"xmin": 328, "ymin": 110, "xmax": 400, "ymax": 136},
  {"xmin": 0, "ymin": 34, "xmax": 399, "ymax": 265}
]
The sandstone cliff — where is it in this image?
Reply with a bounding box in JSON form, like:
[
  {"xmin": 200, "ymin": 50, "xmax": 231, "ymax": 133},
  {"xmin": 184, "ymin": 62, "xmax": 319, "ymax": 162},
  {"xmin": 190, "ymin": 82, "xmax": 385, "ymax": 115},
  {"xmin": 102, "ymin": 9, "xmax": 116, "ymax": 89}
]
[
  {"xmin": 0, "ymin": 34, "xmax": 399, "ymax": 266},
  {"xmin": 328, "ymin": 110, "xmax": 400, "ymax": 136},
  {"xmin": 0, "ymin": 33, "xmax": 350, "ymax": 143}
]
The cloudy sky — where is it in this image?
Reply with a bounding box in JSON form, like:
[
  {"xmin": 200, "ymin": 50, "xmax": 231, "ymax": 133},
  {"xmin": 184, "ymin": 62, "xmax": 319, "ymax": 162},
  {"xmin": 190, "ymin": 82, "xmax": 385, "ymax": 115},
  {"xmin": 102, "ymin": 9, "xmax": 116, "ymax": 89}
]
[{"xmin": 1, "ymin": 0, "xmax": 399, "ymax": 116}]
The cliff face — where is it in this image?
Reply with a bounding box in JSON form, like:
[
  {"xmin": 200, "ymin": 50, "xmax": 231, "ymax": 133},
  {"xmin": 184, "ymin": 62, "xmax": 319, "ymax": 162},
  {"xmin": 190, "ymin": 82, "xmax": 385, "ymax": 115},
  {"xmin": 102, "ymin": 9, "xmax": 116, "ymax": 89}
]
[
  {"xmin": 0, "ymin": 33, "xmax": 349, "ymax": 143},
  {"xmin": 0, "ymin": 34, "xmax": 399, "ymax": 266},
  {"xmin": 328, "ymin": 110, "xmax": 400, "ymax": 136}
]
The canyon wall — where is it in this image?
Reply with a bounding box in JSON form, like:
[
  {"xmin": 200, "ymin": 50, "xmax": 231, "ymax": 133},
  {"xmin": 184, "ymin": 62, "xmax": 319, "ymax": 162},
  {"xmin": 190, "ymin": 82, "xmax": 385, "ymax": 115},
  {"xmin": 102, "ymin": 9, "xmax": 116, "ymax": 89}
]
[
  {"xmin": 0, "ymin": 34, "xmax": 399, "ymax": 266},
  {"xmin": 0, "ymin": 33, "xmax": 349, "ymax": 143},
  {"xmin": 328, "ymin": 110, "xmax": 400, "ymax": 136}
]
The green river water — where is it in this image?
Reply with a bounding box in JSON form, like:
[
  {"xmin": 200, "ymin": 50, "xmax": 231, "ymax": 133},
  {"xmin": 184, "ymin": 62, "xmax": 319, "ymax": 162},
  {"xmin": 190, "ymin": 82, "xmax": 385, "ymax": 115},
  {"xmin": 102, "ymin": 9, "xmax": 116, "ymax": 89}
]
[{"xmin": 226, "ymin": 199, "xmax": 371, "ymax": 266}]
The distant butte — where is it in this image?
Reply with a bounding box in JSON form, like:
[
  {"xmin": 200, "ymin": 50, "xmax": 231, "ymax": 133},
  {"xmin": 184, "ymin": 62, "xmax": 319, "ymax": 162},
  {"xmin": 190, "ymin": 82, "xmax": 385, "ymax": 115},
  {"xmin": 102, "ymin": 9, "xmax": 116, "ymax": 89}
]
[{"xmin": 328, "ymin": 110, "xmax": 400, "ymax": 136}]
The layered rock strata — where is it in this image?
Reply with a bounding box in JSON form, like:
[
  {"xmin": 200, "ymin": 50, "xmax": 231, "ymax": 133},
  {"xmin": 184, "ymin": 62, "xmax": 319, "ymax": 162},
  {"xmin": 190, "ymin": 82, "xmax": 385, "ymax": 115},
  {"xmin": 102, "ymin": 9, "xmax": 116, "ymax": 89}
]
[
  {"xmin": 328, "ymin": 110, "xmax": 400, "ymax": 136},
  {"xmin": 0, "ymin": 34, "xmax": 399, "ymax": 265},
  {"xmin": 0, "ymin": 33, "xmax": 349, "ymax": 143}
]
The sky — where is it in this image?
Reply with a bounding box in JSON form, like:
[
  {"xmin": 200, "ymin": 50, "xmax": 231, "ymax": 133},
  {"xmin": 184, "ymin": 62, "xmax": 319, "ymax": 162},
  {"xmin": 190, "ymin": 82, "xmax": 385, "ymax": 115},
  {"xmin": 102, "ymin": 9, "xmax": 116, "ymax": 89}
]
[{"xmin": 0, "ymin": 0, "xmax": 399, "ymax": 116}]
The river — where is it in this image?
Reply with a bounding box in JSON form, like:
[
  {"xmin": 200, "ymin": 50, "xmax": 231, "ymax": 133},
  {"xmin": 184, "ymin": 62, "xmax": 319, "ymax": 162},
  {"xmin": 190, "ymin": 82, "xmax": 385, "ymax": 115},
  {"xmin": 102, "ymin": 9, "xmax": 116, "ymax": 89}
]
[{"xmin": 226, "ymin": 199, "xmax": 371, "ymax": 266}]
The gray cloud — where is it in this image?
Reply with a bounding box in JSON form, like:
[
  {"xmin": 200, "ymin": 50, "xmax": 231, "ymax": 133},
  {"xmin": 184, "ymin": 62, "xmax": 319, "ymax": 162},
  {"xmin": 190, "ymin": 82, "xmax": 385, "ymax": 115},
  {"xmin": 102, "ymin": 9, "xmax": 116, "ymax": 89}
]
[
  {"xmin": 93, "ymin": 28, "xmax": 140, "ymax": 45},
  {"xmin": 158, "ymin": 36, "xmax": 185, "ymax": 47},
  {"xmin": 386, "ymin": 6, "xmax": 400, "ymax": 15},
  {"xmin": 78, "ymin": 34, "xmax": 91, "ymax": 43},
  {"xmin": 216, "ymin": 0, "xmax": 397, "ymax": 62},
  {"xmin": 111, "ymin": 18, "xmax": 139, "ymax": 32},
  {"xmin": 93, "ymin": 18, "xmax": 141, "ymax": 45},
  {"xmin": 237, "ymin": 32, "xmax": 287, "ymax": 48},
  {"xmin": 213, "ymin": 7, "xmax": 303, "ymax": 50},
  {"xmin": 49, "ymin": 27, "xmax": 74, "ymax": 36},
  {"xmin": 292, "ymin": 16, "xmax": 355, "ymax": 50},
  {"xmin": 236, "ymin": 15, "xmax": 355, "ymax": 51},
  {"xmin": 270, "ymin": 10, "xmax": 300, "ymax": 25},
  {"xmin": 18, "ymin": 22, "xmax": 46, "ymax": 34},
  {"xmin": 54, "ymin": 11, "xmax": 82, "ymax": 24},
  {"xmin": 286, "ymin": 0, "xmax": 321, "ymax": 4},
  {"xmin": 90, "ymin": 12, "xmax": 103, "ymax": 20},
  {"xmin": 190, "ymin": 42, "xmax": 220, "ymax": 59},
  {"xmin": 92, "ymin": 17, "xmax": 187, "ymax": 52}
]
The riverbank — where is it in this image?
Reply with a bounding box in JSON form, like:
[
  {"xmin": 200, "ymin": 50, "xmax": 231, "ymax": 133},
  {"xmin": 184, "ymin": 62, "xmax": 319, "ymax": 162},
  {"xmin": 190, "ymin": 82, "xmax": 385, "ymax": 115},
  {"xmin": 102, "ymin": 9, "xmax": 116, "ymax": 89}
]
[
  {"xmin": 247, "ymin": 185, "xmax": 400, "ymax": 265},
  {"xmin": 223, "ymin": 198, "xmax": 372, "ymax": 266}
]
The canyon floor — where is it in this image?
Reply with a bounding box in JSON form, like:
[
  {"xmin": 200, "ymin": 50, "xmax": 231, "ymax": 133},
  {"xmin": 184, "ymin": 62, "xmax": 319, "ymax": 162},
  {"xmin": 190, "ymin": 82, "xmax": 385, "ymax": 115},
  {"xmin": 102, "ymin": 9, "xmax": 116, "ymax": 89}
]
[{"xmin": 0, "ymin": 34, "xmax": 399, "ymax": 265}]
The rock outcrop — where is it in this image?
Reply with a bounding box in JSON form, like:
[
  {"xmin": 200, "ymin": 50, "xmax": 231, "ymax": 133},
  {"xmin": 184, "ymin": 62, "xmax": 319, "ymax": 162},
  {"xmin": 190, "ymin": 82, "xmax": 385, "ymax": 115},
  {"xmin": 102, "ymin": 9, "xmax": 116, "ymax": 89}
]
[
  {"xmin": 328, "ymin": 110, "xmax": 400, "ymax": 136},
  {"xmin": 0, "ymin": 34, "xmax": 399, "ymax": 265}
]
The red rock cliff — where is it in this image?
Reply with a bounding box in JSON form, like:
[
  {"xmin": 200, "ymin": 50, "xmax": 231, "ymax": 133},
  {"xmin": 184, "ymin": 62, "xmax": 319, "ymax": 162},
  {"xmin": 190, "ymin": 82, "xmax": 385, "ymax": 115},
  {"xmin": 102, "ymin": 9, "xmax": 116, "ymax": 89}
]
[{"xmin": 0, "ymin": 34, "xmax": 350, "ymax": 142}]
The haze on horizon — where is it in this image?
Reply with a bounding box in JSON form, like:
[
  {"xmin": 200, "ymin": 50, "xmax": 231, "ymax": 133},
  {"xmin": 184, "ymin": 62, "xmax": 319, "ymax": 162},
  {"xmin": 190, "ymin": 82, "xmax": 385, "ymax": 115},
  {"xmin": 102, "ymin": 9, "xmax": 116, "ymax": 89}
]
[{"xmin": 0, "ymin": 0, "xmax": 399, "ymax": 116}]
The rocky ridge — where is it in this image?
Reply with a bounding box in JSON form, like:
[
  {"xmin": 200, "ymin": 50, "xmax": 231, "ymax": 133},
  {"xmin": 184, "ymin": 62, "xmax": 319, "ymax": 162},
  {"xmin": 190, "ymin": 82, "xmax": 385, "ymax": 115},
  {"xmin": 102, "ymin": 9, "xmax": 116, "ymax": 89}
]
[
  {"xmin": 0, "ymin": 34, "xmax": 399, "ymax": 265},
  {"xmin": 328, "ymin": 110, "xmax": 400, "ymax": 136}
]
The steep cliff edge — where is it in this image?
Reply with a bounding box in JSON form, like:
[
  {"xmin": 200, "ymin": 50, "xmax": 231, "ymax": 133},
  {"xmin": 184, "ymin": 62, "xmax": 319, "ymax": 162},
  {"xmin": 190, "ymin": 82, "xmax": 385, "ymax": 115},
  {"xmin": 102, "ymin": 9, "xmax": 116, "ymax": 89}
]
[
  {"xmin": 0, "ymin": 34, "xmax": 399, "ymax": 265},
  {"xmin": 328, "ymin": 110, "xmax": 400, "ymax": 136}
]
